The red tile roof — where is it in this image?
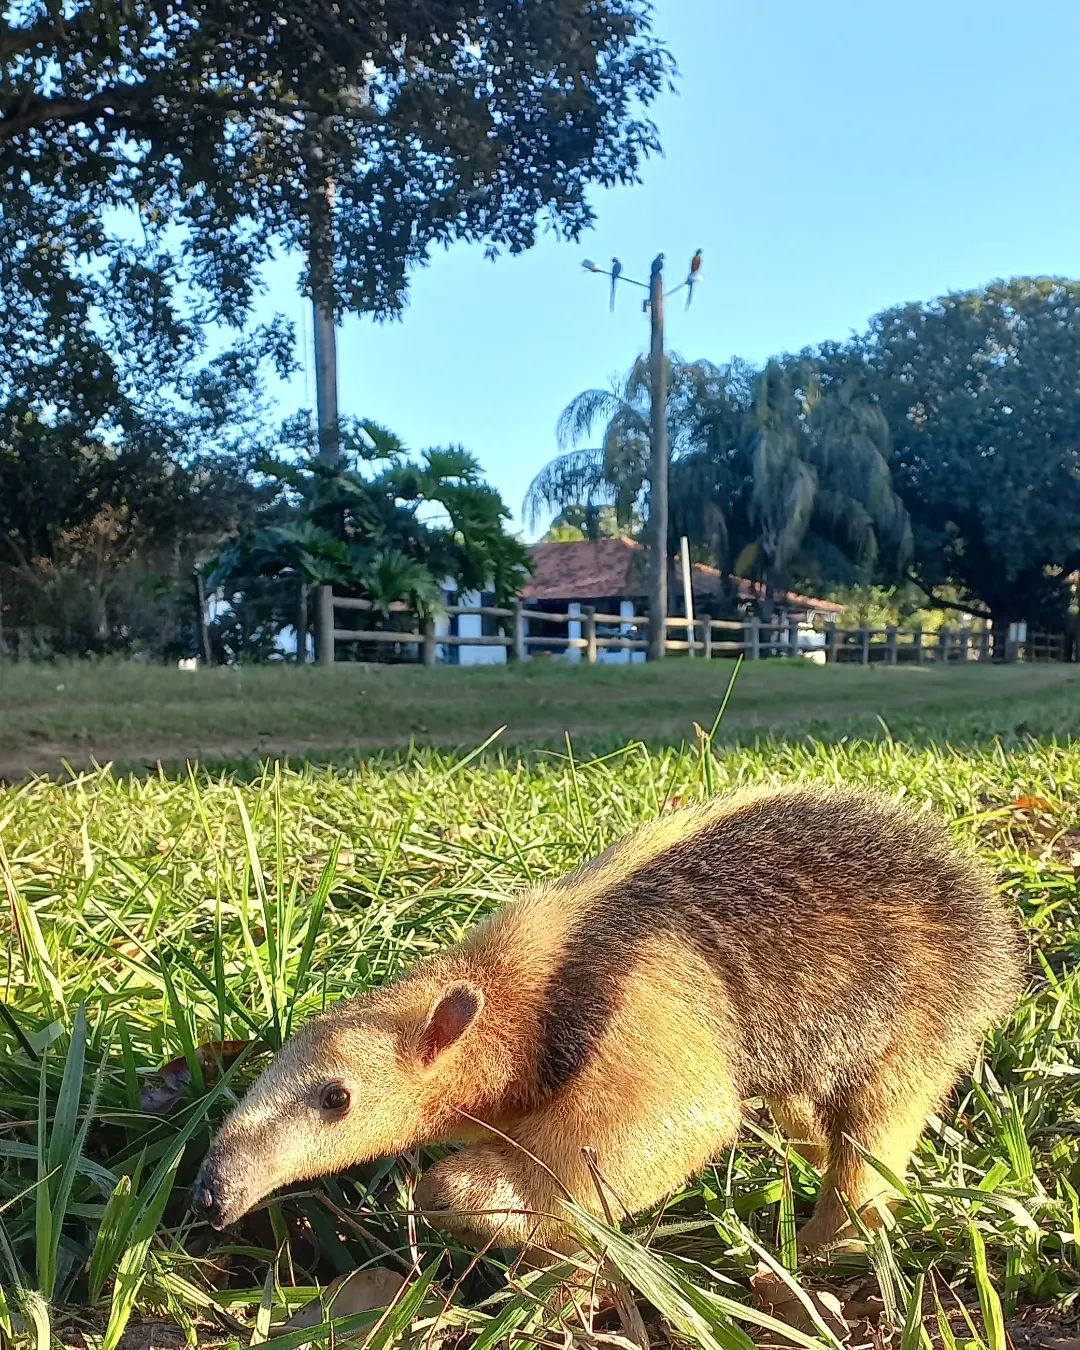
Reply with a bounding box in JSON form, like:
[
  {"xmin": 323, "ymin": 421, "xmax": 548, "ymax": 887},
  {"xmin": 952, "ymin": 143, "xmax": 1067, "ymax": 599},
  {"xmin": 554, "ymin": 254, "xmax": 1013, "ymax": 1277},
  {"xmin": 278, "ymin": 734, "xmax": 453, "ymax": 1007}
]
[{"xmin": 523, "ymin": 538, "xmax": 845, "ymax": 614}]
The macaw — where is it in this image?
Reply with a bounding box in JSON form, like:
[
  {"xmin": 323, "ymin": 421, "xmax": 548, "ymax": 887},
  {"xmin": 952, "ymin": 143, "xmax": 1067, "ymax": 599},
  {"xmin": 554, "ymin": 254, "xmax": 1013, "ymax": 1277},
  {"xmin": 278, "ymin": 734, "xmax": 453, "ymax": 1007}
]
[
  {"xmin": 685, "ymin": 249, "xmax": 703, "ymax": 309},
  {"xmin": 610, "ymin": 257, "xmax": 623, "ymax": 312}
]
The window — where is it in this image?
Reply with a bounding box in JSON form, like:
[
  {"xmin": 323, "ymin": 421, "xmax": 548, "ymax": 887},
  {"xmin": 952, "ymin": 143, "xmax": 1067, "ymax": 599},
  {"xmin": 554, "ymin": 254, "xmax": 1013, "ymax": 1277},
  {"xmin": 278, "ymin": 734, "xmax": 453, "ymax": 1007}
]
[{"xmin": 480, "ymin": 590, "xmax": 499, "ymax": 638}]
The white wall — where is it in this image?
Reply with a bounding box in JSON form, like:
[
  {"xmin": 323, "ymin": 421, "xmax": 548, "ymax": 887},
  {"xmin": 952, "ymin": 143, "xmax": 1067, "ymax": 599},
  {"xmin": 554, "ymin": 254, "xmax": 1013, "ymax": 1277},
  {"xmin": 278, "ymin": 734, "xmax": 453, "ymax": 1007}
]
[
  {"xmin": 435, "ymin": 584, "xmax": 507, "ymax": 665},
  {"xmin": 597, "ymin": 598, "xmax": 646, "ymax": 664},
  {"xmin": 565, "ymin": 602, "xmax": 582, "ymax": 663}
]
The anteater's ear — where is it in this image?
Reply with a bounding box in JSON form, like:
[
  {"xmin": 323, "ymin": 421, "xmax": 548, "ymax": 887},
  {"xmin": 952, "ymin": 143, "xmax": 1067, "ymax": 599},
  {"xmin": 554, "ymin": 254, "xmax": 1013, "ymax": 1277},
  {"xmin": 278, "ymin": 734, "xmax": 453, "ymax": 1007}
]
[{"xmin": 417, "ymin": 982, "xmax": 485, "ymax": 1065}]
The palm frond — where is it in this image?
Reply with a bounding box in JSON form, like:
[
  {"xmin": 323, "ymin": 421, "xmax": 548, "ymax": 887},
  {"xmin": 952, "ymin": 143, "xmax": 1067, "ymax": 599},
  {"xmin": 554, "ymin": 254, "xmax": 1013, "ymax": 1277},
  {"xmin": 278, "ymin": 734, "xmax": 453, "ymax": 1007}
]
[
  {"xmin": 774, "ymin": 460, "xmax": 818, "ymax": 567},
  {"xmin": 622, "ymin": 354, "xmax": 656, "ymax": 409},
  {"xmin": 812, "ymin": 489, "xmax": 879, "ymax": 567},
  {"xmin": 601, "ymin": 408, "xmax": 651, "ymax": 484},
  {"xmin": 522, "ymin": 448, "xmax": 613, "ymax": 529},
  {"xmin": 348, "ymin": 418, "xmax": 408, "ymax": 461},
  {"xmin": 556, "ymin": 385, "xmax": 641, "ymax": 451}
]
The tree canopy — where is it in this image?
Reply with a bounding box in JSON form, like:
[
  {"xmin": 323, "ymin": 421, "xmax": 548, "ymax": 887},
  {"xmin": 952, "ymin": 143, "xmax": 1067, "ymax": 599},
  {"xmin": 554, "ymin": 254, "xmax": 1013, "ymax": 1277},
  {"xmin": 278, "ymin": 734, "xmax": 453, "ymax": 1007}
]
[
  {"xmin": 1, "ymin": 0, "xmax": 673, "ymax": 427},
  {"xmin": 528, "ymin": 277, "xmax": 1080, "ymax": 630},
  {"xmin": 833, "ymin": 277, "xmax": 1080, "ymax": 625},
  {"xmin": 527, "ymin": 355, "xmax": 913, "ymax": 612}
]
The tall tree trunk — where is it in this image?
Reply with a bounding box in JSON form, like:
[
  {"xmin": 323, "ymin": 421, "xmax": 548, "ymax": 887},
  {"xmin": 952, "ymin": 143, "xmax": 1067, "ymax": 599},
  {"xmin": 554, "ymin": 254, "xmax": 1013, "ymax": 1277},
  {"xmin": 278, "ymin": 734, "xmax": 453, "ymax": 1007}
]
[{"xmin": 306, "ymin": 124, "xmax": 340, "ymax": 469}]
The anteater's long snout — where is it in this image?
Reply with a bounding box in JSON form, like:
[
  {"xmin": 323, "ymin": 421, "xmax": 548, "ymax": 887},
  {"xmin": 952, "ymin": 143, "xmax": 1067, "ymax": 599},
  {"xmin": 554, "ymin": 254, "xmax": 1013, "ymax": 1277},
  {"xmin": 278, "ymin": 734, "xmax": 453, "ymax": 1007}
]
[{"xmin": 192, "ymin": 1140, "xmax": 255, "ymax": 1230}]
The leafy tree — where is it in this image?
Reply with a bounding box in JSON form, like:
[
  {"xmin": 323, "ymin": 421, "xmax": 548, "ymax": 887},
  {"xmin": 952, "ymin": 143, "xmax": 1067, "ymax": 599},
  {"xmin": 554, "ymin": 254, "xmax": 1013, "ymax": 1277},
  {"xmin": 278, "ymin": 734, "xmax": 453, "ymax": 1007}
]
[
  {"xmin": 832, "ymin": 277, "xmax": 1080, "ymax": 628},
  {"xmin": 819, "ymin": 583, "xmax": 975, "ymax": 635},
  {"xmin": 2, "ymin": 1, "xmax": 673, "ymax": 427},
  {"xmin": 541, "ymin": 505, "xmax": 630, "ymax": 542},
  {"xmin": 0, "ymin": 329, "xmax": 285, "ymax": 656},
  {"xmin": 211, "ymin": 423, "xmax": 531, "ymax": 640}
]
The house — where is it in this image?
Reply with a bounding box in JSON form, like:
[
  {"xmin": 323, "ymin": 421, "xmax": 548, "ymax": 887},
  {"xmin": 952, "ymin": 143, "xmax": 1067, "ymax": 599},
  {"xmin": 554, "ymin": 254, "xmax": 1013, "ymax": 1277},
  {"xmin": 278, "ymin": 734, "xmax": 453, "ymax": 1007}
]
[
  {"xmin": 521, "ymin": 537, "xmax": 844, "ymax": 664},
  {"xmin": 438, "ymin": 537, "xmax": 843, "ymax": 666}
]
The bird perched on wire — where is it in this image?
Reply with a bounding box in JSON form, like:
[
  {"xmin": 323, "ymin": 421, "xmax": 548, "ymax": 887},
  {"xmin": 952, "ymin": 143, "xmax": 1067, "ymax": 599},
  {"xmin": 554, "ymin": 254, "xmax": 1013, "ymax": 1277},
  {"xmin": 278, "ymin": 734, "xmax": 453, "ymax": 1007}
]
[
  {"xmin": 685, "ymin": 249, "xmax": 703, "ymax": 310},
  {"xmin": 609, "ymin": 257, "xmax": 623, "ymax": 312}
]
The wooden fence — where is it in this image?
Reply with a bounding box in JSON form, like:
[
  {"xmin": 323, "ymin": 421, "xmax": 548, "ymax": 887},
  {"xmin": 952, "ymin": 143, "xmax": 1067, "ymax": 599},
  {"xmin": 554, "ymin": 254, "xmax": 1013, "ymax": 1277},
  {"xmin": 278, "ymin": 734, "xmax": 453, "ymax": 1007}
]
[{"xmin": 314, "ymin": 588, "xmax": 1068, "ymax": 666}]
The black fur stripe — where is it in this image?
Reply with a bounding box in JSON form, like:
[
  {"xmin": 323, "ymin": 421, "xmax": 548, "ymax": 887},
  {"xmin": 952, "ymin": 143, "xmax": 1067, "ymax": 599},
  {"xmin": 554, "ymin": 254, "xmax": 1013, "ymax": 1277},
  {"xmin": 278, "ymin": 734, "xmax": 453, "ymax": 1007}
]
[{"xmin": 532, "ymin": 791, "xmax": 1008, "ymax": 1099}]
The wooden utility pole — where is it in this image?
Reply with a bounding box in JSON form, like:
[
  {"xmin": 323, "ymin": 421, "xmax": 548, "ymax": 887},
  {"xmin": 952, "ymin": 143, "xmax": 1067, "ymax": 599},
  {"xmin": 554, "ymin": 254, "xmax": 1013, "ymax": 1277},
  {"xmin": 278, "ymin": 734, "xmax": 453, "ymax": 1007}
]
[
  {"xmin": 583, "ymin": 250, "xmax": 701, "ymax": 663},
  {"xmin": 647, "ymin": 254, "xmax": 668, "ymax": 661}
]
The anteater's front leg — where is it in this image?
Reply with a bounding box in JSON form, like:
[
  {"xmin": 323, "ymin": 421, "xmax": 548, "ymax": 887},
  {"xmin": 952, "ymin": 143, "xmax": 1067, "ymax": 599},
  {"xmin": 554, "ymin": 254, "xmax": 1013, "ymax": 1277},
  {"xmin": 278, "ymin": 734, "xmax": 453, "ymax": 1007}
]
[
  {"xmin": 414, "ymin": 1143, "xmax": 567, "ymax": 1254},
  {"xmin": 416, "ymin": 1082, "xmax": 740, "ymax": 1255}
]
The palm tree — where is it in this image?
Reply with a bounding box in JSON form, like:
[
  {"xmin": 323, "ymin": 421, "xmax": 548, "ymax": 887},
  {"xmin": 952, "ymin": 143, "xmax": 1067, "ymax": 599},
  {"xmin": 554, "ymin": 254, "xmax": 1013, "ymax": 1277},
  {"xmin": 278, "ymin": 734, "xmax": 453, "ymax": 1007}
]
[
  {"xmin": 523, "ymin": 356, "xmax": 724, "ymax": 534},
  {"xmin": 732, "ymin": 363, "xmax": 912, "ymax": 613},
  {"xmin": 528, "ymin": 356, "xmax": 912, "ymax": 616}
]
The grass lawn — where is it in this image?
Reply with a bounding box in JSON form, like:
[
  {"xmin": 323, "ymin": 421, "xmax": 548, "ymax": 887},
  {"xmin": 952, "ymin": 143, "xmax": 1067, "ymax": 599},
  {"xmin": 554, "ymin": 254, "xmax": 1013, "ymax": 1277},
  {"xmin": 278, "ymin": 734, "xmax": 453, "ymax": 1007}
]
[
  {"xmin": 0, "ymin": 658, "xmax": 1078, "ymax": 778},
  {"xmin": 0, "ymin": 661, "xmax": 1078, "ymax": 1347}
]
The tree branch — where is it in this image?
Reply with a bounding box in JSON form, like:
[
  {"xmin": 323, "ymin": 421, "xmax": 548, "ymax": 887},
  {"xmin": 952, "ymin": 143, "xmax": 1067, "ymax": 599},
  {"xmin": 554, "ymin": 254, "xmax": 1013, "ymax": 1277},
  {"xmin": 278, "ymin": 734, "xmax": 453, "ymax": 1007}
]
[
  {"xmin": 0, "ymin": 15, "xmax": 64, "ymax": 64},
  {"xmin": 0, "ymin": 88, "xmax": 150, "ymax": 143},
  {"xmin": 0, "ymin": 82, "xmax": 375, "ymax": 144},
  {"xmin": 904, "ymin": 570, "xmax": 991, "ymax": 619}
]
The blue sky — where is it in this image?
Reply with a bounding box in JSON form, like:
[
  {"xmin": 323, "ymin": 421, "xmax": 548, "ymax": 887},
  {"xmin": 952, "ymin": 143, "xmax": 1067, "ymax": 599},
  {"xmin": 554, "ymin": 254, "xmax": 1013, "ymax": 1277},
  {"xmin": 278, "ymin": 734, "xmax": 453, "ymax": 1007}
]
[{"xmin": 254, "ymin": 0, "xmax": 1080, "ymax": 536}]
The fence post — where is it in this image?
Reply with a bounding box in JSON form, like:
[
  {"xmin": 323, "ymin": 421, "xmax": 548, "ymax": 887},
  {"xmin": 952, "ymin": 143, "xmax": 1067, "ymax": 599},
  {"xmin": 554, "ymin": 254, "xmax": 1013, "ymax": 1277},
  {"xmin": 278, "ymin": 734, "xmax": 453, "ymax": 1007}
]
[
  {"xmin": 938, "ymin": 626, "xmax": 951, "ymax": 664},
  {"xmin": 746, "ymin": 616, "xmax": 760, "ymax": 660},
  {"xmin": 583, "ymin": 606, "xmax": 597, "ymax": 664},
  {"xmin": 978, "ymin": 626, "xmax": 991, "ymax": 662},
  {"xmin": 825, "ymin": 624, "xmax": 838, "ymax": 663},
  {"xmin": 885, "ymin": 625, "xmax": 898, "ymax": 665},
  {"xmin": 700, "ymin": 617, "xmax": 712, "ymax": 661},
  {"xmin": 787, "ymin": 618, "xmax": 798, "ymax": 657},
  {"xmin": 421, "ymin": 617, "xmax": 437, "ymax": 667},
  {"xmin": 912, "ymin": 627, "xmax": 924, "ymax": 665},
  {"xmin": 957, "ymin": 628, "xmax": 970, "ymax": 663},
  {"xmin": 316, "ymin": 585, "xmax": 335, "ymax": 666},
  {"xmin": 858, "ymin": 626, "xmax": 870, "ymax": 665},
  {"xmin": 511, "ymin": 599, "xmax": 526, "ymax": 663}
]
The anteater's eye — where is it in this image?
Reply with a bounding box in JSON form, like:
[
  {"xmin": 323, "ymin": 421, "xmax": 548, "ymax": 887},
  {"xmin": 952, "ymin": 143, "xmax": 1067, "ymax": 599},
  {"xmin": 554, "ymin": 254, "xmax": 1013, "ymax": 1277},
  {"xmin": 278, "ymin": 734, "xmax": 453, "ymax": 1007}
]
[{"xmin": 320, "ymin": 1084, "xmax": 350, "ymax": 1114}]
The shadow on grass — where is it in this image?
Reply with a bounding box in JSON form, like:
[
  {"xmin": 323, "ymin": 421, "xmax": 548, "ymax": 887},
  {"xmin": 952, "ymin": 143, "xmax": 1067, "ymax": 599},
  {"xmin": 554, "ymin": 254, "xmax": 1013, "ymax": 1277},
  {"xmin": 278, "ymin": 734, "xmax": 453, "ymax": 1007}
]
[{"xmin": 1, "ymin": 659, "xmax": 1077, "ymax": 785}]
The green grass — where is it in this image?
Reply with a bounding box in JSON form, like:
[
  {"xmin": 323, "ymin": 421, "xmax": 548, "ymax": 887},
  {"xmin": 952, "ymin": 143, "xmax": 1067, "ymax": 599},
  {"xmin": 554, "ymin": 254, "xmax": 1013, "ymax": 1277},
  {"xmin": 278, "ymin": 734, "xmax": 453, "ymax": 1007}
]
[
  {"xmin": 0, "ymin": 666, "xmax": 1079, "ymax": 1347},
  {"xmin": 0, "ymin": 658, "xmax": 1078, "ymax": 778}
]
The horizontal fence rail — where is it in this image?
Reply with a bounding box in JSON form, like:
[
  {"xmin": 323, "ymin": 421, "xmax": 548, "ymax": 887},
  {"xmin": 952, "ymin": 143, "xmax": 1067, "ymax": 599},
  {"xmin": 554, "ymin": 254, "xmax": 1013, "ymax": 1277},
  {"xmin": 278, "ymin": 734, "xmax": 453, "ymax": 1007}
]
[{"xmin": 314, "ymin": 588, "xmax": 1068, "ymax": 668}]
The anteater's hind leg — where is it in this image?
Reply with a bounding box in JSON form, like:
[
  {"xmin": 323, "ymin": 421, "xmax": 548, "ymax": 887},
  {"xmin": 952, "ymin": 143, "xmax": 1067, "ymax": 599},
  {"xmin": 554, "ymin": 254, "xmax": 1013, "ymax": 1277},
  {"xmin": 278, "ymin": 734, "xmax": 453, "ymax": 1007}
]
[
  {"xmin": 767, "ymin": 1095, "xmax": 829, "ymax": 1168},
  {"xmin": 796, "ymin": 1059, "xmax": 958, "ymax": 1256}
]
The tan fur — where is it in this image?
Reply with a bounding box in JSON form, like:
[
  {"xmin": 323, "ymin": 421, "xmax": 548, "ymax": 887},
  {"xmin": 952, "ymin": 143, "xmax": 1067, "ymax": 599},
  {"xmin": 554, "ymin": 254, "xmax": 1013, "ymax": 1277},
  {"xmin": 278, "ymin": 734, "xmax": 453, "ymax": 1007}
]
[{"xmin": 195, "ymin": 785, "xmax": 1024, "ymax": 1260}]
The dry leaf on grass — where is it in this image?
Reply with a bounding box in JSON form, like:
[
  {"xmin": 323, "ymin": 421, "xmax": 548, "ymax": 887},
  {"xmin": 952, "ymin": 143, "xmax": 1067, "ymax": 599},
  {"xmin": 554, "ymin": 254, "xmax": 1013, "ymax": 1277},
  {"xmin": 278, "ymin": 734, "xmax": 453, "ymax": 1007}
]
[
  {"xmin": 283, "ymin": 1267, "xmax": 407, "ymax": 1331},
  {"xmin": 1011, "ymin": 794, "xmax": 1056, "ymax": 813},
  {"xmin": 140, "ymin": 1039, "xmax": 267, "ymax": 1114},
  {"xmin": 750, "ymin": 1264, "xmax": 849, "ymax": 1342}
]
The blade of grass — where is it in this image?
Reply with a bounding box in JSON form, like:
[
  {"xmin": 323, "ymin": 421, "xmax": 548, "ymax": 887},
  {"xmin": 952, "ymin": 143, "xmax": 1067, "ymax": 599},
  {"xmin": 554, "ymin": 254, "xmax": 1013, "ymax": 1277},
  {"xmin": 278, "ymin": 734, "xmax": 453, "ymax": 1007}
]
[
  {"xmin": 969, "ymin": 1224, "xmax": 1006, "ymax": 1350},
  {"xmin": 101, "ymin": 1152, "xmax": 182, "ymax": 1350}
]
